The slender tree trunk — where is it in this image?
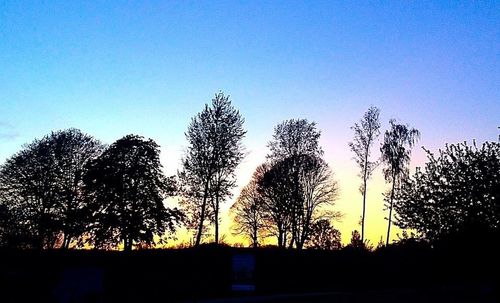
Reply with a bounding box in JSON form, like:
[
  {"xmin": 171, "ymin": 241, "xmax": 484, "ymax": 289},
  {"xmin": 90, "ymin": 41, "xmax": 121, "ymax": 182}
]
[
  {"xmin": 195, "ymin": 183, "xmax": 210, "ymax": 246},
  {"xmin": 61, "ymin": 232, "xmax": 67, "ymax": 249},
  {"xmin": 385, "ymin": 179, "xmax": 396, "ymax": 246},
  {"xmin": 62, "ymin": 233, "xmax": 71, "ymax": 249},
  {"xmin": 252, "ymin": 227, "xmax": 258, "ymax": 248},
  {"xmin": 361, "ymin": 177, "xmax": 367, "ymax": 243},
  {"xmin": 214, "ymin": 194, "xmax": 219, "ymax": 244},
  {"xmin": 361, "ymin": 151, "xmax": 369, "ymax": 243},
  {"xmin": 283, "ymin": 228, "xmax": 288, "ymax": 248},
  {"xmin": 277, "ymin": 226, "xmax": 284, "ymax": 248},
  {"xmin": 289, "ymin": 221, "xmax": 296, "ymax": 249},
  {"xmin": 195, "ymin": 198, "xmax": 207, "ymax": 246},
  {"xmin": 123, "ymin": 236, "xmax": 129, "ymax": 251}
]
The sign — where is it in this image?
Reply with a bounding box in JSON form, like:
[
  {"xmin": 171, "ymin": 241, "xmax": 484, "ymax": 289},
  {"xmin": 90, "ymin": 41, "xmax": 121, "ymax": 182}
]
[{"xmin": 231, "ymin": 253, "xmax": 256, "ymax": 292}]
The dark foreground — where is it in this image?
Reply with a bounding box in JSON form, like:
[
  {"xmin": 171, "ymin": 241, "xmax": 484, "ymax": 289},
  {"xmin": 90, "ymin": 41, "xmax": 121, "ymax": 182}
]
[{"xmin": 0, "ymin": 244, "xmax": 498, "ymax": 303}]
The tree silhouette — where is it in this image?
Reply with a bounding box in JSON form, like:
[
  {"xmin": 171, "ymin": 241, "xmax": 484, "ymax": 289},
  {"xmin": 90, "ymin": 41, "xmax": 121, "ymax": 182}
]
[
  {"xmin": 394, "ymin": 141, "xmax": 500, "ymax": 242},
  {"xmin": 267, "ymin": 119, "xmax": 322, "ymax": 161},
  {"xmin": 253, "ymin": 119, "xmax": 339, "ymax": 249},
  {"xmin": 230, "ymin": 168, "xmax": 266, "ymax": 248},
  {"xmin": 347, "ymin": 230, "xmax": 364, "ymax": 249},
  {"xmin": 83, "ymin": 135, "xmax": 182, "ymax": 250},
  {"xmin": 294, "ymin": 154, "xmax": 339, "ymax": 249},
  {"xmin": 380, "ymin": 119, "xmax": 420, "ymax": 245},
  {"xmin": 0, "ymin": 129, "xmax": 103, "ymax": 248},
  {"xmin": 349, "ymin": 106, "xmax": 380, "ymax": 242},
  {"xmin": 256, "ymin": 160, "xmax": 294, "ymax": 248},
  {"xmin": 179, "ymin": 92, "xmax": 246, "ymax": 246},
  {"xmin": 306, "ymin": 219, "xmax": 342, "ymax": 250}
]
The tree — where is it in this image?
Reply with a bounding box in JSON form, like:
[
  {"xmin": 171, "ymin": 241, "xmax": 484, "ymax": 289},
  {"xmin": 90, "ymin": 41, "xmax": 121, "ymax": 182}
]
[
  {"xmin": 348, "ymin": 230, "xmax": 364, "ymax": 249},
  {"xmin": 83, "ymin": 135, "xmax": 182, "ymax": 250},
  {"xmin": 394, "ymin": 141, "xmax": 500, "ymax": 242},
  {"xmin": 50, "ymin": 129, "xmax": 105, "ymax": 248},
  {"xmin": 230, "ymin": 168, "xmax": 266, "ymax": 248},
  {"xmin": 380, "ymin": 119, "xmax": 420, "ymax": 245},
  {"xmin": 306, "ymin": 219, "xmax": 342, "ymax": 250},
  {"xmin": 257, "ymin": 119, "xmax": 339, "ymax": 249},
  {"xmin": 349, "ymin": 106, "xmax": 380, "ymax": 242},
  {"xmin": 267, "ymin": 119, "xmax": 323, "ymax": 161},
  {"xmin": 179, "ymin": 92, "xmax": 246, "ymax": 246},
  {"xmin": 0, "ymin": 129, "xmax": 103, "ymax": 248},
  {"xmin": 256, "ymin": 161, "xmax": 293, "ymax": 248},
  {"xmin": 294, "ymin": 154, "xmax": 339, "ymax": 249}
]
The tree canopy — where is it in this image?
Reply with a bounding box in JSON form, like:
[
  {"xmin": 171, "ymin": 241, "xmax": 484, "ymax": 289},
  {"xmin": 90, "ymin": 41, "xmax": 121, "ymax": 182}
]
[
  {"xmin": 83, "ymin": 135, "xmax": 182, "ymax": 250},
  {"xmin": 0, "ymin": 129, "xmax": 103, "ymax": 248},
  {"xmin": 394, "ymin": 141, "xmax": 500, "ymax": 242},
  {"xmin": 233, "ymin": 119, "xmax": 338, "ymax": 249},
  {"xmin": 349, "ymin": 106, "xmax": 381, "ymax": 242},
  {"xmin": 179, "ymin": 92, "xmax": 246, "ymax": 245},
  {"xmin": 380, "ymin": 119, "xmax": 420, "ymax": 245}
]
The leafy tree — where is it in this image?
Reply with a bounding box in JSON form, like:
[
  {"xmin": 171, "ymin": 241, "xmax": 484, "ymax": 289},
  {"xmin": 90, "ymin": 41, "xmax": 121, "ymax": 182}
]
[
  {"xmin": 179, "ymin": 92, "xmax": 246, "ymax": 246},
  {"xmin": 294, "ymin": 154, "xmax": 339, "ymax": 249},
  {"xmin": 394, "ymin": 141, "xmax": 500, "ymax": 242},
  {"xmin": 0, "ymin": 129, "xmax": 103, "ymax": 248},
  {"xmin": 346, "ymin": 230, "xmax": 364, "ymax": 249},
  {"xmin": 255, "ymin": 160, "xmax": 293, "ymax": 248},
  {"xmin": 230, "ymin": 167, "xmax": 266, "ymax": 248},
  {"xmin": 267, "ymin": 119, "xmax": 323, "ymax": 161},
  {"xmin": 50, "ymin": 129, "xmax": 105, "ymax": 248},
  {"xmin": 349, "ymin": 106, "xmax": 381, "ymax": 242},
  {"xmin": 306, "ymin": 219, "xmax": 342, "ymax": 250},
  {"xmin": 256, "ymin": 119, "xmax": 339, "ymax": 249},
  {"xmin": 344, "ymin": 230, "xmax": 374, "ymax": 251},
  {"xmin": 380, "ymin": 119, "xmax": 420, "ymax": 245},
  {"xmin": 83, "ymin": 135, "xmax": 182, "ymax": 250}
]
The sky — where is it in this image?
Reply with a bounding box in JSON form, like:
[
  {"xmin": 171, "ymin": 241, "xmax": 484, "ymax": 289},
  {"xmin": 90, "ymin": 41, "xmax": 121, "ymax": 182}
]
[{"xmin": 1, "ymin": 1, "xmax": 499, "ymax": 246}]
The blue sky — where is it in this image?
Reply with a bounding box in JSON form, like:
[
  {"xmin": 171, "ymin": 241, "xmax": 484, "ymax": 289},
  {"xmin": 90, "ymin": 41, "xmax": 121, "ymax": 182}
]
[{"xmin": 1, "ymin": 1, "xmax": 498, "ymax": 243}]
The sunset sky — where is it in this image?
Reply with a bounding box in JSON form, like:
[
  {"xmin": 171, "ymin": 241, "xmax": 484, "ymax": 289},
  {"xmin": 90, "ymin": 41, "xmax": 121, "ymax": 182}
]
[{"xmin": 1, "ymin": 1, "xmax": 499, "ymax": 245}]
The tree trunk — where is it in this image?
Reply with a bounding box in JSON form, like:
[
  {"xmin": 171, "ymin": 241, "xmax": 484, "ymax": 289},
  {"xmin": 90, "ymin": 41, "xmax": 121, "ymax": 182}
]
[
  {"xmin": 62, "ymin": 233, "xmax": 71, "ymax": 249},
  {"xmin": 361, "ymin": 151, "xmax": 369, "ymax": 243},
  {"xmin": 361, "ymin": 177, "xmax": 367, "ymax": 243},
  {"xmin": 214, "ymin": 194, "xmax": 219, "ymax": 244},
  {"xmin": 195, "ymin": 183, "xmax": 210, "ymax": 246},
  {"xmin": 277, "ymin": 226, "xmax": 284, "ymax": 248},
  {"xmin": 296, "ymin": 239, "xmax": 303, "ymax": 250},
  {"xmin": 289, "ymin": 224, "xmax": 295, "ymax": 249},
  {"xmin": 385, "ymin": 179, "xmax": 396, "ymax": 246},
  {"xmin": 123, "ymin": 237, "xmax": 129, "ymax": 251},
  {"xmin": 283, "ymin": 228, "xmax": 288, "ymax": 248},
  {"xmin": 252, "ymin": 227, "xmax": 258, "ymax": 248}
]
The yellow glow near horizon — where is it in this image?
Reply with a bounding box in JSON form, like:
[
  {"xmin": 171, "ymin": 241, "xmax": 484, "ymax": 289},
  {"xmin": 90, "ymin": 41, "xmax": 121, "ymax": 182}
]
[{"xmin": 163, "ymin": 136, "xmax": 427, "ymax": 248}]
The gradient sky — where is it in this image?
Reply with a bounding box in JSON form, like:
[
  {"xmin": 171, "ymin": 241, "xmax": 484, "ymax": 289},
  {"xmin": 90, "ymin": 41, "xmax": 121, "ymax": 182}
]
[{"xmin": 1, "ymin": 1, "xmax": 499, "ymax": 245}]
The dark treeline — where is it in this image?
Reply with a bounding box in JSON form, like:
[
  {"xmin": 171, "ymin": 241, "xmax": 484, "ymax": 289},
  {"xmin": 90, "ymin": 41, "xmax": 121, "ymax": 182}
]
[
  {"xmin": 1, "ymin": 91, "xmax": 499, "ymax": 251},
  {"xmin": 1, "ymin": 244, "xmax": 498, "ymax": 302}
]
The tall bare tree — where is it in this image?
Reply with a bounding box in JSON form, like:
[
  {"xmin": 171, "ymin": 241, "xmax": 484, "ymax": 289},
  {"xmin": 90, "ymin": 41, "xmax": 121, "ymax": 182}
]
[
  {"xmin": 349, "ymin": 106, "xmax": 381, "ymax": 242},
  {"xmin": 230, "ymin": 167, "xmax": 266, "ymax": 248},
  {"xmin": 179, "ymin": 92, "xmax": 246, "ymax": 245},
  {"xmin": 380, "ymin": 119, "xmax": 420, "ymax": 245},
  {"xmin": 295, "ymin": 155, "xmax": 339, "ymax": 249}
]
